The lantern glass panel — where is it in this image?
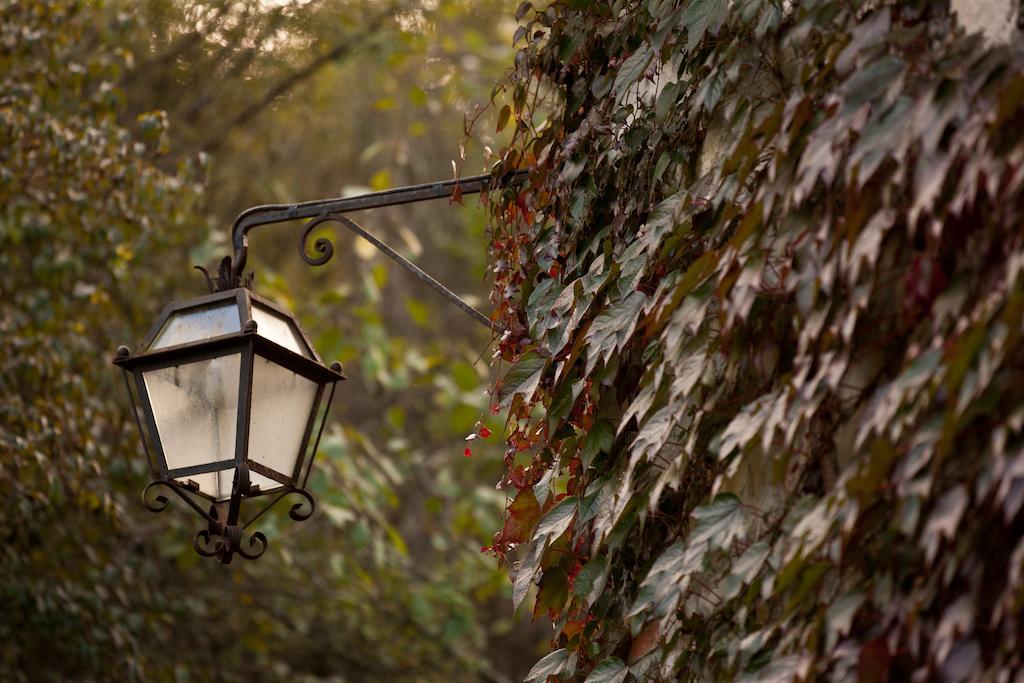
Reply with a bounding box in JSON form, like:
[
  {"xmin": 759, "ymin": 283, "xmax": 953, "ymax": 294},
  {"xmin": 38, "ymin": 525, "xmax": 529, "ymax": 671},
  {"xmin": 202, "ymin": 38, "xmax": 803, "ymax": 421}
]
[
  {"xmin": 150, "ymin": 303, "xmax": 241, "ymax": 350},
  {"xmin": 247, "ymin": 355, "xmax": 318, "ymax": 481},
  {"xmin": 143, "ymin": 353, "xmax": 241, "ymax": 496},
  {"xmin": 181, "ymin": 470, "xmax": 234, "ymax": 502},
  {"xmin": 252, "ymin": 303, "xmax": 312, "ymax": 358},
  {"xmin": 182, "ymin": 470, "xmax": 281, "ymax": 502}
]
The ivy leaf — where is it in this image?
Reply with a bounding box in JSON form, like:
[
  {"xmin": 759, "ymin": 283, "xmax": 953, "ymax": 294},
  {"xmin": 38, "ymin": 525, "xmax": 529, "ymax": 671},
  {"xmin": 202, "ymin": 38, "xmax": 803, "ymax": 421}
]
[
  {"xmin": 737, "ymin": 655, "xmax": 805, "ymax": 683},
  {"xmin": 631, "ymin": 402, "xmax": 679, "ymax": 464},
  {"xmin": 642, "ymin": 191, "xmax": 685, "ymax": 253},
  {"xmin": 679, "ymin": 0, "xmax": 727, "ymax": 52},
  {"xmin": 613, "ymin": 44, "xmax": 653, "ymax": 100},
  {"xmin": 497, "ymin": 489, "xmax": 542, "ymax": 545},
  {"xmin": 721, "ymin": 541, "xmax": 771, "ymax": 601},
  {"xmin": 573, "ymin": 554, "xmax": 609, "ymax": 603},
  {"xmin": 583, "ymin": 657, "xmax": 628, "ymax": 683},
  {"xmin": 840, "ymin": 55, "xmax": 905, "ymax": 113},
  {"xmin": 499, "ymin": 351, "xmax": 547, "ymax": 408},
  {"xmin": 536, "ymin": 496, "xmax": 577, "ymax": 539},
  {"xmin": 548, "ymin": 378, "xmax": 583, "ymax": 431},
  {"xmin": 527, "ymin": 277, "xmax": 561, "ymax": 336},
  {"xmin": 825, "ymin": 590, "xmax": 865, "ymax": 650},
  {"xmin": 525, "ymin": 649, "xmax": 575, "ymax": 682},
  {"xmin": 586, "ymin": 291, "xmax": 646, "ymax": 370},
  {"xmin": 534, "ymin": 567, "xmax": 570, "ymax": 618},
  {"xmin": 921, "ymin": 485, "xmax": 969, "ymax": 563},
  {"xmin": 581, "ymin": 420, "xmax": 615, "ymax": 467},
  {"xmin": 514, "ymin": 538, "xmax": 547, "ymax": 612},
  {"xmin": 690, "ymin": 494, "xmax": 750, "ymax": 549},
  {"xmin": 497, "ymin": 104, "xmax": 512, "ymax": 132},
  {"xmin": 627, "ymin": 542, "xmax": 703, "ymax": 620},
  {"xmin": 579, "ymin": 480, "xmax": 609, "ymax": 524}
]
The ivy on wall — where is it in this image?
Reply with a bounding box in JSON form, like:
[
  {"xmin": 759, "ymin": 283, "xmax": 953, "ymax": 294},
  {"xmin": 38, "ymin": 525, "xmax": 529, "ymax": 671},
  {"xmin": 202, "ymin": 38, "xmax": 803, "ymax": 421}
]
[{"xmin": 484, "ymin": 0, "xmax": 1024, "ymax": 680}]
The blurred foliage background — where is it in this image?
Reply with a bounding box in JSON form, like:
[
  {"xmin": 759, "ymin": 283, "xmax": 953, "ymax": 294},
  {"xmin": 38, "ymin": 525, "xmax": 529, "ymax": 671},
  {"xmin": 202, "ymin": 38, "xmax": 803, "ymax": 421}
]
[{"xmin": 0, "ymin": 0, "xmax": 544, "ymax": 680}]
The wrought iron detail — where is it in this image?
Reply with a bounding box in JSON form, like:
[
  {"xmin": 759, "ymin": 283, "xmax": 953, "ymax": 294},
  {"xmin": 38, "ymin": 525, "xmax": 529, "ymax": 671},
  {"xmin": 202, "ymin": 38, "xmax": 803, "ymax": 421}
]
[
  {"xmin": 299, "ymin": 217, "xmax": 335, "ymax": 267},
  {"xmin": 223, "ymin": 170, "xmax": 529, "ymax": 326},
  {"xmin": 141, "ymin": 464, "xmax": 316, "ymax": 564},
  {"xmin": 193, "ymin": 526, "xmax": 269, "ymax": 563},
  {"xmin": 284, "ymin": 487, "xmax": 316, "ymax": 521},
  {"xmin": 142, "ymin": 480, "xmax": 172, "ymax": 513},
  {"xmin": 195, "ymin": 255, "xmax": 253, "ymax": 293}
]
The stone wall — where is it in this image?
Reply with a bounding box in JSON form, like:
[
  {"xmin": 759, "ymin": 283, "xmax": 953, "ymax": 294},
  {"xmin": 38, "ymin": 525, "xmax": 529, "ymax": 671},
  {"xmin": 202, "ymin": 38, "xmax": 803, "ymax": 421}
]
[{"xmin": 951, "ymin": 0, "xmax": 1020, "ymax": 43}]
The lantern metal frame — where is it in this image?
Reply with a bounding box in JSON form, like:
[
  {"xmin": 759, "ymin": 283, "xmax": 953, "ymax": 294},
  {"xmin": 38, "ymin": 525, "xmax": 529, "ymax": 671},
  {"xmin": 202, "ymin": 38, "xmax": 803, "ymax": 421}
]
[{"xmin": 115, "ymin": 170, "xmax": 527, "ymax": 563}]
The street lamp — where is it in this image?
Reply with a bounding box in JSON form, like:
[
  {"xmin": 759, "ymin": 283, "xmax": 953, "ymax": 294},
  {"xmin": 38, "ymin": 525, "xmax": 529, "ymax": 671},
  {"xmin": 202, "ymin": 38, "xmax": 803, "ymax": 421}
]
[
  {"xmin": 114, "ymin": 286, "xmax": 344, "ymax": 563},
  {"xmin": 115, "ymin": 171, "xmax": 526, "ymax": 563}
]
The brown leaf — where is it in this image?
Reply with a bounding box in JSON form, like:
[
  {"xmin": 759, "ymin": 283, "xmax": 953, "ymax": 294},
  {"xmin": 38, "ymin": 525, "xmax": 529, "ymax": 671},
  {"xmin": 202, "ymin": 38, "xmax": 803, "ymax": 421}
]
[
  {"xmin": 627, "ymin": 622, "xmax": 659, "ymax": 664},
  {"xmin": 497, "ymin": 489, "xmax": 541, "ymax": 545}
]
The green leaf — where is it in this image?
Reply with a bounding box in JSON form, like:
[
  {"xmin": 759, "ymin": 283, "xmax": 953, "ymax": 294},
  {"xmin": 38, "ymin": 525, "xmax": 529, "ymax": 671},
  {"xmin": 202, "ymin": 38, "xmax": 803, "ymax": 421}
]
[
  {"xmin": 825, "ymin": 590, "xmax": 865, "ymax": 650},
  {"xmin": 587, "ymin": 291, "xmax": 646, "ymax": 370},
  {"xmin": 527, "ymin": 277, "xmax": 561, "ymax": 336},
  {"xmin": 578, "ymin": 481, "xmax": 608, "ymax": 524},
  {"xmin": 721, "ymin": 541, "xmax": 770, "ymax": 600},
  {"xmin": 690, "ymin": 494, "xmax": 749, "ymax": 549},
  {"xmin": 573, "ymin": 554, "xmax": 610, "ymax": 605},
  {"xmin": 499, "ymin": 351, "xmax": 547, "ymax": 408},
  {"xmin": 548, "ymin": 378, "xmax": 582, "ymax": 430},
  {"xmin": 627, "ymin": 541, "xmax": 704, "ymax": 619},
  {"xmin": 581, "ymin": 420, "xmax": 615, "ymax": 466},
  {"xmin": 613, "ymin": 44, "xmax": 654, "ymax": 100},
  {"xmin": 679, "ymin": 0, "xmax": 727, "ymax": 52},
  {"xmin": 536, "ymin": 496, "xmax": 577, "ymax": 539},
  {"xmin": 583, "ymin": 657, "xmax": 628, "ymax": 683},
  {"xmin": 840, "ymin": 55, "xmax": 905, "ymax": 112},
  {"xmin": 534, "ymin": 567, "xmax": 569, "ymax": 618},
  {"xmin": 514, "ymin": 539, "xmax": 547, "ymax": 612},
  {"xmin": 526, "ymin": 648, "xmax": 574, "ymax": 682}
]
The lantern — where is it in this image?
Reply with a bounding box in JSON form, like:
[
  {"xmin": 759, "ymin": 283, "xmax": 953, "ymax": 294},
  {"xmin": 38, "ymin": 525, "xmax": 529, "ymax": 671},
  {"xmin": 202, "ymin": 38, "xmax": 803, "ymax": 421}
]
[{"xmin": 114, "ymin": 287, "xmax": 344, "ymax": 563}]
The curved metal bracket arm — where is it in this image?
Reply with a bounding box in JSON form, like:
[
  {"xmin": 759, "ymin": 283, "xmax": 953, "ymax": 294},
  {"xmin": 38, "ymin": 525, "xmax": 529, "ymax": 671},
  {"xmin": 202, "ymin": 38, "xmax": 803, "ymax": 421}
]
[{"xmin": 227, "ymin": 170, "xmax": 529, "ymax": 329}]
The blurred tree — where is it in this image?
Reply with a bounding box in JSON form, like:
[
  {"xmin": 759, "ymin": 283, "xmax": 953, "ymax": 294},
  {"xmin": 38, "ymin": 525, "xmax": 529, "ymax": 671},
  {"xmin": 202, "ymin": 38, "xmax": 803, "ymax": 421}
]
[
  {"xmin": 0, "ymin": 0, "xmax": 204, "ymax": 677},
  {"xmin": 1, "ymin": 0, "xmax": 543, "ymax": 680}
]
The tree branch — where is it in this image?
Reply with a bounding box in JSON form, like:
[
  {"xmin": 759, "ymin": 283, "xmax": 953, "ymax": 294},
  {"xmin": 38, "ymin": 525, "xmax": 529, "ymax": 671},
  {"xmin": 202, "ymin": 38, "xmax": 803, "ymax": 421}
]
[{"xmin": 199, "ymin": 9, "xmax": 392, "ymax": 153}]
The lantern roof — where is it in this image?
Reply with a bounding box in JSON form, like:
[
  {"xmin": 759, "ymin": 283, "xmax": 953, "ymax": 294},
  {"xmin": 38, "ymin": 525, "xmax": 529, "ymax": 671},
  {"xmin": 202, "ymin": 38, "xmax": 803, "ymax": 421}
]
[{"xmin": 141, "ymin": 288, "xmax": 318, "ymax": 361}]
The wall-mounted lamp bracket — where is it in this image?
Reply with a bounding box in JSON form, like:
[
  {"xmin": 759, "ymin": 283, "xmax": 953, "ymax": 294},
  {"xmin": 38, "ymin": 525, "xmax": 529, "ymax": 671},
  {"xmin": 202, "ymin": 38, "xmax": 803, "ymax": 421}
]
[{"xmin": 222, "ymin": 170, "xmax": 529, "ymax": 330}]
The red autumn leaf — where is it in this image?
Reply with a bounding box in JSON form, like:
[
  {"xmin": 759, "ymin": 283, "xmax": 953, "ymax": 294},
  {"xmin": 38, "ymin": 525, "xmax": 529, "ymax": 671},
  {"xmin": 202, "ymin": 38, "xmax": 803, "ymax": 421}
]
[
  {"xmin": 479, "ymin": 426, "xmax": 493, "ymax": 438},
  {"xmin": 496, "ymin": 489, "xmax": 541, "ymax": 544},
  {"xmin": 509, "ymin": 464, "xmax": 532, "ymax": 489},
  {"xmin": 463, "ymin": 447, "xmax": 472, "ymax": 458}
]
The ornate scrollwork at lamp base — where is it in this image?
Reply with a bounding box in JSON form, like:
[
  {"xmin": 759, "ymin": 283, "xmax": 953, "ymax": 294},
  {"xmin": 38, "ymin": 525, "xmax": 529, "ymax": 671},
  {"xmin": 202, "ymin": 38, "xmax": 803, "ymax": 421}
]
[
  {"xmin": 193, "ymin": 525, "xmax": 269, "ymax": 564},
  {"xmin": 140, "ymin": 465, "xmax": 316, "ymax": 564}
]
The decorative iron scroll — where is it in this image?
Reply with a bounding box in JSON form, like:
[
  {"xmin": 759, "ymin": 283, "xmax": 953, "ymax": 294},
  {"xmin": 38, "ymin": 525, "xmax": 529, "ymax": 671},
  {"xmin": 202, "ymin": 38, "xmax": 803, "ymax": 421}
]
[
  {"xmin": 140, "ymin": 465, "xmax": 316, "ymax": 564},
  {"xmin": 299, "ymin": 217, "xmax": 335, "ymax": 267}
]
